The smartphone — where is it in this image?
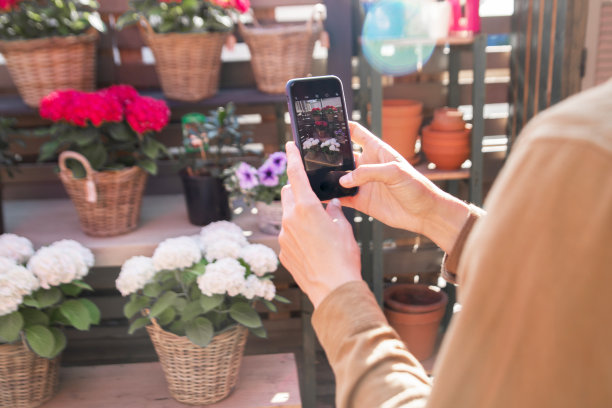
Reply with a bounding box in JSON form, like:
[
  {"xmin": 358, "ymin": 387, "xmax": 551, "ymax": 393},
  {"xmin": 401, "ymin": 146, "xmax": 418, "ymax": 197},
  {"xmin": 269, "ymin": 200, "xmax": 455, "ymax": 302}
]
[{"xmin": 286, "ymin": 75, "xmax": 358, "ymax": 201}]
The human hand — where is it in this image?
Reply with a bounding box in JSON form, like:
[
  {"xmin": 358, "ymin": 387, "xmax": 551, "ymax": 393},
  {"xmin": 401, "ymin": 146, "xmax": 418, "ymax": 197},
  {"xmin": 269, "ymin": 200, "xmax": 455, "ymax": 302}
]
[
  {"xmin": 279, "ymin": 142, "xmax": 362, "ymax": 308},
  {"xmin": 339, "ymin": 121, "xmax": 470, "ymax": 253}
]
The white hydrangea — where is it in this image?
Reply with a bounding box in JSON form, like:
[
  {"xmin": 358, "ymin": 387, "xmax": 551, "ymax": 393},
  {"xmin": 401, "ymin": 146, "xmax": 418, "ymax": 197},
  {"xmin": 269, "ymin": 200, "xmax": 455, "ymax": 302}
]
[
  {"xmin": 205, "ymin": 239, "xmax": 243, "ymax": 262},
  {"xmin": 257, "ymin": 278, "xmax": 277, "ymax": 301},
  {"xmin": 0, "ymin": 262, "xmax": 40, "ymax": 316},
  {"xmin": 200, "ymin": 221, "xmax": 247, "ymax": 249},
  {"xmin": 239, "ymin": 244, "xmax": 278, "ymax": 277},
  {"xmin": 27, "ymin": 246, "xmax": 89, "ymax": 289},
  {"xmin": 303, "ymin": 137, "xmax": 320, "ymax": 150},
  {"xmin": 50, "ymin": 240, "xmax": 95, "ymax": 268},
  {"xmin": 321, "ymin": 138, "xmax": 341, "ymax": 152},
  {"xmin": 0, "ymin": 233, "xmax": 34, "ymax": 264},
  {"xmin": 152, "ymin": 236, "xmax": 202, "ymax": 271},
  {"xmin": 116, "ymin": 256, "xmax": 157, "ymax": 297},
  {"xmin": 0, "ymin": 256, "xmax": 17, "ymax": 272},
  {"xmin": 197, "ymin": 258, "xmax": 246, "ymax": 297}
]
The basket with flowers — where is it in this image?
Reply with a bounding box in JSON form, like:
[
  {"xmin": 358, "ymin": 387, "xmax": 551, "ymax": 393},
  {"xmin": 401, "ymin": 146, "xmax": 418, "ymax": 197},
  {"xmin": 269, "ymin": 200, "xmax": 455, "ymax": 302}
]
[
  {"xmin": 116, "ymin": 220, "xmax": 287, "ymax": 405},
  {"xmin": 117, "ymin": 0, "xmax": 251, "ymax": 101},
  {"xmin": 323, "ymin": 105, "xmax": 337, "ymax": 122},
  {"xmin": 38, "ymin": 85, "xmax": 171, "ymax": 237},
  {"xmin": 311, "ymin": 107, "xmax": 322, "ymax": 121},
  {"xmin": 0, "ymin": 233, "xmax": 98, "ymax": 408},
  {"xmin": 0, "ymin": 0, "xmax": 106, "ymax": 107}
]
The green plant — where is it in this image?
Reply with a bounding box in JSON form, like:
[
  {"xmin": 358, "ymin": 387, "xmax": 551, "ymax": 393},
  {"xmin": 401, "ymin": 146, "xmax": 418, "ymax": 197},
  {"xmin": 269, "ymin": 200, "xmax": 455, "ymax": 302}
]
[
  {"xmin": 37, "ymin": 85, "xmax": 170, "ymax": 177},
  {"xmin": 117, "ymin": 221, "xmax": 288, "ymax": 346},
  {"xmin": 117, "ymin": 0, "xmax": 250, "ymax": 34},
  {"xmin": 179, "ymin": 103, "xmax": 252, "ymax": 177},
  {"xmin": 0, "ymin": 236, "xmax": 99, "ymax": 358},
  {"xmin": 0, "ymin": 0, "xmax": 105, "ymax": 40},
  {"xmin": 0, "ymin": 117, "xmax": 22, "ymax": 179}
]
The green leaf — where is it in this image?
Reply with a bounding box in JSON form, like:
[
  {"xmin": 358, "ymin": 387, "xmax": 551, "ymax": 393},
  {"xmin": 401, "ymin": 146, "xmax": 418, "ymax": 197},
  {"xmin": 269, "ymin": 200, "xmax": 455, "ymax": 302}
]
[
  {"xmin": 185, "ymin": 317, "xmax": 213, "ymax": 347},
  {"xmin": 200, "ymin": 294, "xmax": 224, "ymax": 313},
  {"xmin": 143, "ymin": 283, "xmax": 162, "ymax": 298},
  {"xmin": 180, "ymin": 270, "xmax": 198, "ymax": 286},
  {"xmin": 60, "ymin": 283, "xmax": 83, "ymax": 297},
  {"xmin": 48, "ymin": 327, "xmax": 67, "ymax": 358},
  {"xmin": 79, "ymin": 298, "xmax": 101, "ymax": 325},
  {"xmin": 249, "ymin": 325, "xmax": 268, "ymax": 339},
  {"xmin": 39, "ymin": 140, "xmax": 60, "ymax": 162},
  {"xmin": 156, "ymin": 307, "xmax": 176, "ymax": 326},
  {"xmin": 86, "ymin": 12, "xmax": 106, "ymax": 32},
  {"xmin": 59, "ymin": 299, "xmax": 91, "ymax": 331},
  {"xmin": 128, "ymin": 317, "xmax": 150, "ymax": 334},
  {"xmin": 24, "ymin": 325, "xmax": 55, "ymax": 358},
  {"xmin": 22, "ymin": 295, "xmax": 40, "ymax": 308},
  {"xmin": 108, "ymin": 123, "xmax": 134, "ymax": 142},
  {"xmin": 169, "ymin": 320, "xmax": 186, "ymax": 336},
  {"xmin": 81, "ymin": 142, "xmax": 107, "ymax": 170},
  {"xmin": 187, "ymin": 259, "xmax": 207, "ymax": 276},
  {"xmin": 262, "ymin": 299, "xmax": 278, "ymax": 313},
  {"xmin": 50, "ymin": 308, "xmax": 71, "ymax": 326},
  {"xmin": 149, "ymin": 292, "xmax": 178, "ymax": 318},
  {"xmin": 123, "ymin": 295, "xmax": 151, "ymax": 319},
  {"xmin": 116, "ymin": 11, "xmax": 139, "ymax": 30},
  {"xmin": 181, "ymin": 300, "xmax": 204, "ymax": 322},
  {"xmin": 173, "ymin": 297, "xmax": 187, "ymax": 310},
  {"xmin": 274, "ymin": 295, "xmax": 291, "ymax": 304},
  {"xmin": 142, "ymin": 137, "xmax": 159, "ymax": 159},
  {"xmin": 229, "ymin": 302, "xmax": 262, "ymax": 328},
  {"xmin": 72, "ymin": 280, "xmax": 94, "ymax": 291},
  {"xmin": 137, "ymin": 158, "xmax": 157, "ymax": 175},
  {"xmin": 20, "ymin": 308, "xmax": 49, "ymax": 328},
  {"xmin": 35, "ymin": 287, "xmax": 62, "ymax": 308},
  {"xmin": 0, "ymin": 311, "xmax": 23, "ymax": 342}
]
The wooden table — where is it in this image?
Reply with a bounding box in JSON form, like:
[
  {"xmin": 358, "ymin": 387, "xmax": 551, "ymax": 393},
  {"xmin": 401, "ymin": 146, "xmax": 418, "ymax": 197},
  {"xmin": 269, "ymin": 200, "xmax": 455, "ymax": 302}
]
[{"xmin": 41, "ymin": 353, "xmax": 301, "ymax": 408}]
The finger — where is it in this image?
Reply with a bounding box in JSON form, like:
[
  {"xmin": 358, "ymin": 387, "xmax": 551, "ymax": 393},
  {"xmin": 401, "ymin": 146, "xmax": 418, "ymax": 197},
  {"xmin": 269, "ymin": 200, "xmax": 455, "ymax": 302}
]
[
  {"xmin": 280, "ymin": 184, "xmax": 294, "ymax": 213},
  {"xmin": 348, "ymin": 121, "xmax": 380, "ymax": 149},
  {"xmin": 353, "ymin": 151, "xmax": 362, "ymax": 167},
  {"xmin": 326, "ymin": 198, "xmax": 351, "ymax": 229},
  {"xmin": 339, "ymin": 162, "xmax": 404, "ymax": 188},
  {"xmin": 348, "ymin": 121, "xmax": 403, "ymax": 162},
  {"xmin": 285, "ymin": 141, "xmax": 319, "ymax": 204}
]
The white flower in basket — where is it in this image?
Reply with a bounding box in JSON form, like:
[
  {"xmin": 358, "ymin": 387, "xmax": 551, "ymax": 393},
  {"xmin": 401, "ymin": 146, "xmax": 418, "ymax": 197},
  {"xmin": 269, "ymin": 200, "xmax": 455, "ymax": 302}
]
[{"xmin": 0, "ymin": 233, "xmax": 34, "ymax": 264}]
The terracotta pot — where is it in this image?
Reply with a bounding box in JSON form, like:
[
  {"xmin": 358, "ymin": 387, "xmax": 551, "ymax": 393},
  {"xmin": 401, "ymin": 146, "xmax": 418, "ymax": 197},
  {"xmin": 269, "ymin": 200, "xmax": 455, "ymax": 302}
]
[
  {"xmin": 382, "ymin": 99, "xmax": 423, "ymax": 164},
  {"xmin": 422, "ymin": 149, "xmax": 470, "ymax": 170},
  {"xmin": 422, "ymin": 124, "xmax": 471, "ymax": 170},
  {"xmin": 422, "ymin": 124, "xmax": 470, "ymax": 142},
  {"xmin": 384, "ymin": 284, "xmax": 448, "ymax": 361},
  {"xmin": 431, "ymin": 107, "xmax": 465, "ymax": 131}
]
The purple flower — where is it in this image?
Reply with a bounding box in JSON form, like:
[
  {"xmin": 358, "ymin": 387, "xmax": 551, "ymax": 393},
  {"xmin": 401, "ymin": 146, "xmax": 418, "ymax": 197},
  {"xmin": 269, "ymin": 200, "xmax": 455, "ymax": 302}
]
[
  {"xmin": 266, "ymin": 151, "xmax": 287, "ymax": 175},
  {"xmin": 258, "ymin": 162, "xmax": 279, "ymax": 187},
  {"xmin": 236, "ymin": 162, "xmax": 259, "ymax": 190}
]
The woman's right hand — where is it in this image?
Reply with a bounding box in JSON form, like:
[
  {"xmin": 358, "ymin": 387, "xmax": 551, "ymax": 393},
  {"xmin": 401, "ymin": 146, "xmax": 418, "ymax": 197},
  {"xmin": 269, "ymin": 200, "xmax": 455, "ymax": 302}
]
[{"xmin": 339, "ymin": 121, "xmax": 470, "ymax": 253}]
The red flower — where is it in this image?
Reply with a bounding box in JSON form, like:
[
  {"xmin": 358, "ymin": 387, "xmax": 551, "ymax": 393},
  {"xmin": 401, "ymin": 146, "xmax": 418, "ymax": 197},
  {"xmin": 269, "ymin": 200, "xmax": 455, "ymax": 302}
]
[
  {"xmin": 101, "ymin": 84, "xmax": 140, "ymax": 107},
  {"xmin": 232, "ymin": 0, "xmax": 250, "ymax": 13},
  {"xmin": 0, "ymin": 0, "xmax": 21, "ymax": 12},
  {"xmin": 311, "ymin": 108, "xmax": 321, "ymax": 113},
  {"xmin": 314, "ymin": 121, "xmax": 327, "ymax": 127},
  {"xmin": 125, "ymin": 96, "xmax": 170, "ymax": 134}
]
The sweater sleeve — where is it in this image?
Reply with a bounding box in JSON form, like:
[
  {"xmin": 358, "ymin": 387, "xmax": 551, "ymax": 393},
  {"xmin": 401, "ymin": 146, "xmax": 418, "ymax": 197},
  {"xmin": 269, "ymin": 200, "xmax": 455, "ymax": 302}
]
[{"xmin": 312, "ymin": 281, "xmax": 432, "ymax": 408}]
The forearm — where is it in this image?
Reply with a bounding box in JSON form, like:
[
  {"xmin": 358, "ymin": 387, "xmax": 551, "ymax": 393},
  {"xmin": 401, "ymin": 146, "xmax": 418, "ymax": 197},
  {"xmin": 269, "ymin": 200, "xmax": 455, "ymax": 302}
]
[
  {"xmin": 313, "ymin": 281, "xmax": 432, "ymax": 408},
  {"xmin": 421, "ymin": 191, "xmax": 472, "ymax": 254}
]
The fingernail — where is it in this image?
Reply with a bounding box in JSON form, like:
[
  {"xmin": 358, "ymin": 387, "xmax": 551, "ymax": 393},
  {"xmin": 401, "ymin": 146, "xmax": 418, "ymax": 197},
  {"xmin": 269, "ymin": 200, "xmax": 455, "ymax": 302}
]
[
  {"xmin": 330, "ymin": 198, "xmax": 341, "ymax": 207},
  {"xmin": 339, "ymin": 173, "xmax": 353, "ymax": 186}
]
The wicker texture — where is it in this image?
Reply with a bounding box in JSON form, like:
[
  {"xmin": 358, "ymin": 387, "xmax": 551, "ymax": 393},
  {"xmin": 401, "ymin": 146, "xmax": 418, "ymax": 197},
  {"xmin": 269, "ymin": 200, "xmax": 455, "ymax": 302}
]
[
  {"xmin": 146, "ymin": 320, "xmax": 248, "ymax": 405},
  {"xmin": 239, "ymin": 17, "xmax": 323, "ymax": 94},
  {"xmin": 0, "ymin": 343, "xmax": 60, "ymax": 408},
  {"xmin": 58, "ymin": 151, "xmax": 148, "ymax": 237},
  {"xmin": 139, "ymin": 19, "xmax": 227, "ymax": 101},
  {"xmin": 0, "ymin": 30, "xmax": 98, "ymax": 107}
]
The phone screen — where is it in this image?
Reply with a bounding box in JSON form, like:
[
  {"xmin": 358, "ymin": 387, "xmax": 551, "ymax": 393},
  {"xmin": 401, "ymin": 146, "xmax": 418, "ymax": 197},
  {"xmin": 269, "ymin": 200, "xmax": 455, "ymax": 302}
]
[{"xmin": 286, "ymin": 76, "xmax": 358, "ymax": 200}]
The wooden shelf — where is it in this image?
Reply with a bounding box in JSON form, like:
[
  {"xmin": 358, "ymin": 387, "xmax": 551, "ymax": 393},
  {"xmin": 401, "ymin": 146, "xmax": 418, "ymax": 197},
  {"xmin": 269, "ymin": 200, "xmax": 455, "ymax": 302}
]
[
  {"xmin": 4, "ymin": 194, "xmax": 280, "ymax": 268},
  {"xmin": 414, "ymin": 160, "xmax": 470, "ymax": 181}
]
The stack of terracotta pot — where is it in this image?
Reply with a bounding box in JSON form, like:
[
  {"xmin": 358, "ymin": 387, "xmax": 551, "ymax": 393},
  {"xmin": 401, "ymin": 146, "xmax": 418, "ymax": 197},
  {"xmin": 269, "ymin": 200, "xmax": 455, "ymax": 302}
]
[
  {"xmin": 382, "ymin": 99, "xmax": 423, "ymax": 165},
  {"xmin": 422, "ymin": 107, "xmax": 471, "ymax": 170}
]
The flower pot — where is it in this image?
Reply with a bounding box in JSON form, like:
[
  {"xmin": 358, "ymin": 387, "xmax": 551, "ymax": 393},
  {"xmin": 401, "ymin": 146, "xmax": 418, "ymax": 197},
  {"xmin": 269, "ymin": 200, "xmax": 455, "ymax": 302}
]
[
  {"xmin": 325, "ymin": 112, "xmax": 335, "ymax": 123},
  {"xmin": 139, "ymin": 19, "xmax": 226, "ymax": 101},
  {"xmin": 180, "ymin": 170, "xmax": 231, "ymax": 226},
  {"xmin": 382, "ymin": 99, "xmax": 423, "ymax": 165},
  {"xmin": 431, "ymin": 107, "xmax": 466, "ymax": 131},
  {"xmin": 146, "ymin": 321, "xmax": 248, "ymax": 405},
  {"xmin": 256, "ymin": 200, "xmax": 283, "ymax": 235},
  {"xmin": 422, "ymin": 124, "xmax": 471, "ymax": 170},
  {"xmin": 0, "ymin": 29, "xmax": 98, "ymax": 107},
  {"xmin": 0, "ymin": 343, "xmax": 60, "ymax": 408},
  {"xmin": 58, "ymin": 151, "xmax": 148, "ymax": 237},
  {"xmin": 312, "ymin": 113, "xmax": 322, "ymax": 122},
  {"xmin": 383, "ymin": 284, "xmax": 448, "ymax": 361}
]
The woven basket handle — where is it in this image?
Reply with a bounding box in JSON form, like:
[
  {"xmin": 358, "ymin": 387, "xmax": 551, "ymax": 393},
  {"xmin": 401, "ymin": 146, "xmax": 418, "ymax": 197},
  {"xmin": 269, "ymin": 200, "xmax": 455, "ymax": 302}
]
[
  {"xmin": 138, "ymin": 16, "xmax": 155, "ymax": 37},
  {"xmin": 59, "ymin": 151, "xmax": 97, "ymax": 204}
]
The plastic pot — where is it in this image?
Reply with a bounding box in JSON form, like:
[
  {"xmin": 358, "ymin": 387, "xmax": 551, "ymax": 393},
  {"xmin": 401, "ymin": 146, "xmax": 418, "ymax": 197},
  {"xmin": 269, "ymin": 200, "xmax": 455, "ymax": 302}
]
[{"xmin": 180, "ymin": 170, "xmax": 231, "ymax": 226}]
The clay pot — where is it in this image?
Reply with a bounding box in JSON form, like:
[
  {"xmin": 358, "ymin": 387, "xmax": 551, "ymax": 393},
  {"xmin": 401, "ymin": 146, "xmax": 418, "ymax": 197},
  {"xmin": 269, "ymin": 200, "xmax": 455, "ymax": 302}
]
[
  {"xmin": 422, "ymin": 124, "xmax": 471, "ymax": 170},
  {"xmin": 384, "ymin": 284, "xmax": 448, "ymax": 361},
  {"xmin": 431, "ymin": 107, "xmax": 465, "ymax": 131},
  {"xmin": 382, "ymin": 99, "xmax": 423, "ymax": 164}
]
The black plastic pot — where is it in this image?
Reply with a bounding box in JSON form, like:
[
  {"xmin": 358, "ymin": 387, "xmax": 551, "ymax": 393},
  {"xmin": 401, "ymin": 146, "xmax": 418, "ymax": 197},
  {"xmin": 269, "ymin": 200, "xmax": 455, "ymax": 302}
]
[{"xmin": 180, "ymin": 170, "xmax": 231, "ymax": 226}]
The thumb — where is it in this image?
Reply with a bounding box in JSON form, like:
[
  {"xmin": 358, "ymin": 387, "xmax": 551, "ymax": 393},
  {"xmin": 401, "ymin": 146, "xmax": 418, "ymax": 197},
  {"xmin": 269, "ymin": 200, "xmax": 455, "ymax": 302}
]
[
  {"xmin": 339, "ymin": 162, "xmax": 404, "ymax": 188},
  {"xmin": 326, "ymin": 198, "xmax": 351, "ymax": 228}
]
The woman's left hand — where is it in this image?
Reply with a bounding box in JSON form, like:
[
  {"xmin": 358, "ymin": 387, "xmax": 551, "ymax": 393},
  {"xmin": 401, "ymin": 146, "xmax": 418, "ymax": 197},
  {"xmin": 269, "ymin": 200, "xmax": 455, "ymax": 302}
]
[{"xmin": 279, "ymin": 142, "xmax": 362, "ymax": 308}]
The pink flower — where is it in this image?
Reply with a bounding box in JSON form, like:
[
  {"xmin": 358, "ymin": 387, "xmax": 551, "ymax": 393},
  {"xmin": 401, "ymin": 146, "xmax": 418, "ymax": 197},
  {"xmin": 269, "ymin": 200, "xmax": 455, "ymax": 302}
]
[
  {"xmin": 125, "ymin": 96, "xmax": 170, "ymax": 134},
  {"xmin": 0, "ymin": 0, "xmax": 21, "ymax": 12},
  {"xmin": 101, "ymin": 85, "xmax": 140, "ymax": 107}
]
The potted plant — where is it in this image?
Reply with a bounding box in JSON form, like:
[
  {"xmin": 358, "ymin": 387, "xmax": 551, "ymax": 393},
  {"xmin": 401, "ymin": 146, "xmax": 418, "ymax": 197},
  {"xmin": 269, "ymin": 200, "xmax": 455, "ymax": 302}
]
[
  {"xmin": 117, "ymin": 0, "xmax": 250, "ymax": 101},
  {"xmin": 314, "ymin": 120, "xmax": 328, "ymax": 139},
  {"xmin": 223, "ymin": 151, "xmax": 287, "ymax": 235},
  {"xmin": 311, "ymin": 107, "xmax": 322, "ymax": 121},
  {"xmin": 0, "ymin": 234, "xmax": 99, "ymax": 408},
  {"xmin": 323, "ymin": 105, "xmax": 337, "ymax": 122},
  {"xmin": 38, "ymin": 85, "xmax": 171, "ymax": 237},
  {"xmin": 0, "ymin": 0, "xmax": 105, "ymax": 107},
  {"xmin": 179, "ymin": 103, "xmax": 251, "ymax": 226},
  {"xmin": 320, "ymin": 137, "xmax": 342, "ymax": 164},
  {"xmin": 116, "ymin": 220, "xmax": 288, "ymax": 405}
]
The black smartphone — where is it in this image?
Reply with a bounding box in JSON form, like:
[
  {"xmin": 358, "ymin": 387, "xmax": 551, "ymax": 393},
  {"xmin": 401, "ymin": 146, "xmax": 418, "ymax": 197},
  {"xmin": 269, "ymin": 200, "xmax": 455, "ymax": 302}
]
[{"xmin": 286, "ymin": 75, "xmax": 358, "ymax": 201}]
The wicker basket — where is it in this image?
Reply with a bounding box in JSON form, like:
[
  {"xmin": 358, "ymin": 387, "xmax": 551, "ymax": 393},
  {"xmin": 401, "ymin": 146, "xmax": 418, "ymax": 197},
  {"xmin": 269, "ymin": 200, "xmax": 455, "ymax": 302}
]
[
  {"xmin": 58, "ymin": 151, "xmax": 148, "ymax": 237},
  {"xmin": 255, "ymin": 200, "xmax": 283, "ymax": 235},
  {"xmin": 0, "ymin": 30, "xmax": 98, "ymax": 107},
  {"xmin": 146, "ymin": 320, "xmax": 248, "ymax": 405},
  {"xmin": 139, "ymin": 19, "xmax": 227, "ymax": 101},
  {"xmin": 0, "ymin": 342, "xmax": 60, "ymax": 408},
  {"xmin": 239, "ymin": 12, "xmax": 324, "ymax": 94}
]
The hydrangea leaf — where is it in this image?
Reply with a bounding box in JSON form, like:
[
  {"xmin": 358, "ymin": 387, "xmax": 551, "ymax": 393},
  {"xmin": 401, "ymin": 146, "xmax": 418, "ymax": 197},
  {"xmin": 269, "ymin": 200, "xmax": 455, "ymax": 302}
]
[
  {"xmin": 72, "ymin": 280, "xmax": 94, "ymax": 291},
  {"xmin": 181, "ymin": 301, "xmax": 204, "ymax": 322},
  {"xmin": 249, "ymin": 325, "xmax": 268, "ymax": 339},
  {"xmin": 59, "ymin": 283, "xmax": 83, "ymax": 297},
  {"xmin": 143, "ymin": 283, "xmax": 162, "ymax": 298},
  {"xmin": 149, "ymin": 291, "xmax": 177, "ymax": 318},
  {"xmin": 59, "ymin": 299, "xmax": 91, "ymax": 331},
  {"xmin": 262, "ymin": 299, "xmax": 278, "ymax": 313},
  {"xmin": 24, "ymin": 325, "xmax": 55, "ymax": 358},
  {"xmin": 78, "ymin": 298, "xmax": 101, "ymax": 325},
  {"xmin": 123, "ymin": 295, "xmax": 151, "ymax": 319},
  {"xmin": 229, "ymin": 302, "xmax": 262, "ymax": 328},
  {"xmin": 0, "ymin": 311, "xmax": 24, "ymax": 342},
  {"xmin": 274, "ymin": 294, "xmax": 291, "ymax": 304},
  {"xmin": 156, "ymin": 306, "xmax": 176, "ymax": 326},
  {"xmin": 200, "ymin": 294, "xmax": 224, "ymax": 313},
  {"xmin": 35, "ymin": 287, "xmax": 63, "ymax": 308},
  {"xmin": 20, "ymin": 308, "xmax": 49, "ymax": 328},
  {"xmin": 128, "ymin": 317, "xmax": 150, "ymax": 334},
  {"xmin": 185, "ymin": 317, "xmax": 213, "ymax": 347},
  {"xmin": 48, "ymin": 327, "xmax": 67, "ymax": 358}
]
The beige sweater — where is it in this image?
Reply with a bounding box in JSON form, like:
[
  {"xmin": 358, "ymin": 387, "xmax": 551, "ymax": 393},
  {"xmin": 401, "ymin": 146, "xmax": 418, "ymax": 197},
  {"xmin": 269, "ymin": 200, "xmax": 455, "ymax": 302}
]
[{"xmin": 312, "ymin": 80, "xmax": 612, "ymax": 408}]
